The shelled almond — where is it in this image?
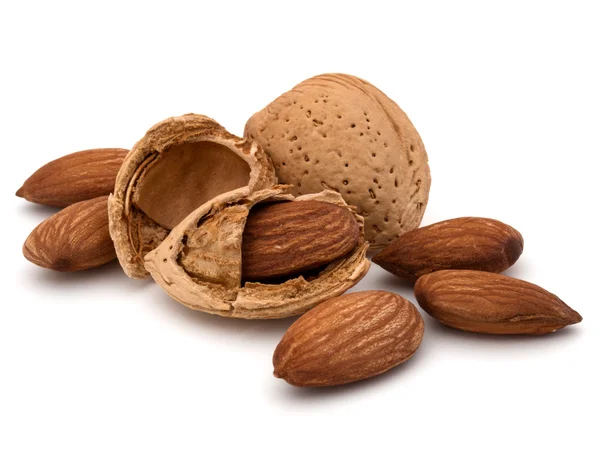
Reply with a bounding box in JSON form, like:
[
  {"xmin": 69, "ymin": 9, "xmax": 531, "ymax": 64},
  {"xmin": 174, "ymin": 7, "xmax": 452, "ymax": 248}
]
[
  {"xmin": 414, "ymin": 270, "xmax": 582, "ymax": 335},
  {"xmin": 16, "ymin": 148, "xmax": 128, "ymax": 207},
  {"xmin": 273, "ymin": 291, "xmax": 424, "ymax": 387},
  {"xmin": 373, "ymin": 217, "xmax": 523, "ymax": 282},
  {"xmin": 23, "ymin": 196, "xmax": 116, "ymax": 271}
]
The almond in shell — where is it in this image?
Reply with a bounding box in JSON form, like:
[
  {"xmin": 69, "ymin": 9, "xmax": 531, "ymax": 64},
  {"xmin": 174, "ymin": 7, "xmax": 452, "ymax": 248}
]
[
  {"xmin": 241, "ymin": 200, "xmax": 359, "ymax": 281},
  {"xmin": 145, "ymin": 187, "xmax": 370, "ymax": 319},
  {"xmin": 245, "ymin": 73, "xmax": 431, "ymax": 248}
]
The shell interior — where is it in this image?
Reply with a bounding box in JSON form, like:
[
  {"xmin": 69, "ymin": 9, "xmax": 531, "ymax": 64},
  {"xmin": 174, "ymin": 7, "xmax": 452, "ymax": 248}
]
[
  {"xmin": 145, "ymin": 187, "xmax": 370, "ymax": 319},
  {"xmin": 132, "ymin": 141, "xmax": 251, "ymax": 230}
]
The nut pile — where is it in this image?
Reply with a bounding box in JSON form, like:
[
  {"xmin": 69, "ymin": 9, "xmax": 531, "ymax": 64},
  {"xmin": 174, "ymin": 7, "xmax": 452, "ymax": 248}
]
[{"xmin": 16, "ymin": 73, "xmax": 582, "ymax": 388}]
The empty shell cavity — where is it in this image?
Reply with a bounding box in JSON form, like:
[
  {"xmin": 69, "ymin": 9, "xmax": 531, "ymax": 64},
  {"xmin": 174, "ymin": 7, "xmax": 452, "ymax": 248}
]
[{"xmin": 132, "ymin": 141, "xmax": 251, "ymax": 230}]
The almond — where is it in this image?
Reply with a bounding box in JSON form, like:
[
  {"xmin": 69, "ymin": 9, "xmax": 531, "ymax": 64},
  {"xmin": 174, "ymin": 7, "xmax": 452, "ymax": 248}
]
[
  {"xmin": 373, "ymin": 217, "xmax": 524, "ymax": 282},
  {"xmin": 245, "ymin": 73, "xmax": 431, "ymax": 248},
  {"xmin": 23, "ymin": 196, "xmax": 116, "ymax": 271},
  {"xmin": 241, "ymin": 200, "xmax": 360, "ymax": 281},
  {"xmin": 144, "ymin": 188, "xmax": 370, "ymax": 319},
  {"xmin": 16, "ymin": 148, "xmax": 128, "ymax": 207},
  {"xmin": 109, "ymin": 114, "xmax": 276, "ymax": 279},
  {"xmin": 414, "ymin": 270, "xmax": 582, "ymax": 335},
  {"xmin": 273, "ymin": 290, "xmax": 424, "ymax": 386}
]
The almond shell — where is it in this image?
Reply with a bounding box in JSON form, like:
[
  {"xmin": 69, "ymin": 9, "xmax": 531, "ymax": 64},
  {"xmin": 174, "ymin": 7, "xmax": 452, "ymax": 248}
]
[
  {"xmin": 144, "ymin": 186, "xmax": 370, "ymax": 319},
  {"xmin": 108, "ymin": 114, "xmax": 276, "ymax": 279}
]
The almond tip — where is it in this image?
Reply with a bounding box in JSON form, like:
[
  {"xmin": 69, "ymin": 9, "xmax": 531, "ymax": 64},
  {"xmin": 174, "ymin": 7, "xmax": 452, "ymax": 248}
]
[{"xmin": 15, "ymin": 185, "xmax": 25, "ymax": 198}]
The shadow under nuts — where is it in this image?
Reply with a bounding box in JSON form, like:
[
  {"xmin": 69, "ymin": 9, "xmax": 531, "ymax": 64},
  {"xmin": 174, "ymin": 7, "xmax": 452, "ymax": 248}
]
[
  {"xmin": 273, "ymin": 290, "xmax": 424, "ymax": 387},
  {"xmin": 241, "ymin": 200, "xmax": 360, "ymax": 281},
  {"xmin": 373, "ymin": 217, "xmax": 524, "ymax": 282},
  {"xmin": 414, "ymin": 270, "xmax": 582, "ymax": 335},
  {"xmin": 23, "ymin": 196, "xmax": 116, "ymax": 272}
]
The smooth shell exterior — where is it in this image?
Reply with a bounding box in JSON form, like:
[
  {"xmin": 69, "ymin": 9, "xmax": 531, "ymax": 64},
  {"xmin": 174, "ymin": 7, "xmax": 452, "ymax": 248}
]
[
  {"xmin": 245, "ymin": 73, "xmax": 431, "ymax": 248},
  {"xmin": 108, "ymin": 114, "xmax": 276, "ymax": 279},
  {"xmin": 144, "ymin": 186, "xmax": 370, "ymax": 319}
]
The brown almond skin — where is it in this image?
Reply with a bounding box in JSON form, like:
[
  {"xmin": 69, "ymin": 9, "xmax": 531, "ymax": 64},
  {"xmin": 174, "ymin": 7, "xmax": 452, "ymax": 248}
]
[
  {"xmin": 373, "ymin": 217, "xmax": 524, "ymax": 283},
  {"xmin": 242, "ymin": 200, "xmax": 360, "ymax": 281},
  {"xmin": 23, "ymin": 196, "xmax": 116, "ymax": 271},
  {"xmin": 273, "ymin": 290, "xmax": 424, "ymax": 387},
  {"xmin": 414, "ymin": 270, "xmax": 582, "ymax": 335},
  {"xmin": 16, "ymin": 148, "xmax": 128, "ymax": 207}
]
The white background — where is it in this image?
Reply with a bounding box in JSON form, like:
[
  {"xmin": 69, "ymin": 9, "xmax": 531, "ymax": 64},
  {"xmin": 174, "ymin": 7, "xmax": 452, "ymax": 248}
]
[{"xmin": 1, "ymin": 1, "xmax": 599, "ymax": 459}]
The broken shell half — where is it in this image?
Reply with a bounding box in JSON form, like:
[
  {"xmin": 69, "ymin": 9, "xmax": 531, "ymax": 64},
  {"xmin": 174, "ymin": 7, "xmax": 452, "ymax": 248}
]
[
  {"xmin": 108, "ymin": 114, "xmax": 277, "ymax": 279},
  {"xmin": 144, "ymin": 186, "xmax": 370, "ymax": 319}
]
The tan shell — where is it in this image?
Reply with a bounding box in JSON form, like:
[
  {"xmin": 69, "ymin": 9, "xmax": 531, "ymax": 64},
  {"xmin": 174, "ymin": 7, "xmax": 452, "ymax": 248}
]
[
  {"xmin": 245, "ymin": 73, "xmax": 431, "ymax": 249},
  {"xmin": 144, "ymin": 186, "xmax": 370, "ymax": 319},
  {"xmin": 108, "ymin": 114, "xmax": 276, "ymax": 279}
]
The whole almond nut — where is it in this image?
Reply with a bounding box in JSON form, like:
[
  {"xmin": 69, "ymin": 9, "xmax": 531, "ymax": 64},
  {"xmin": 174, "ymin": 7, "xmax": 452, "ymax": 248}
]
[
  {"xmin": 245, "ymin": 73, "xmax": 431, "ymax": 248},
  {"xmin": 241, "ymin": 200, "xmax": 359, "ymax": 281},
  {"xmin": 273, "ymin": 290, "xmax": 424, "ymax": 386},
  {"xmin": 373, "ymin": 217, "xmax": 524, "ymax": 282},
  {"xmin": 414, "ymin": 270, "xmax": 582, "ymax": 335},
  {"xmin": 23, "ymin": 196, "xmax": 116, "ymax": 271},
  {"xmin": 16, "ymin": 148, "xmax": 128, "ymax": 207}
]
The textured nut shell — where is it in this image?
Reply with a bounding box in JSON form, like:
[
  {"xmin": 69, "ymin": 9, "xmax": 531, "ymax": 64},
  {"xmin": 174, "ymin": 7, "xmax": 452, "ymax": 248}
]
[
  {"xmin": 414, "ymin": 270, "xmax": 582, "ymax": 335},
  {"xmin": 16, "ymin": 148, "xmax": 128, "ymax": 207},
  {"xmin": 373, "ymin": 217, "xmax": 524, "ymax": 282},
  {"xmin": 245, "ymin": 73, "xmax": 430, "ymax": 248},
  {"xmin": 108, "ymin": 114, "xmax": 276, "ymax": 279},
  {"xmin": 144, "ymin": 186, "xmax": 370, "ymax": 319},
  {"xmin": 273, "ymin": 291, "xmax": 424, "ymax": 387},
  {"xmin": 23, "ymin": 196, "xmax": 116, "ymax": 271}
]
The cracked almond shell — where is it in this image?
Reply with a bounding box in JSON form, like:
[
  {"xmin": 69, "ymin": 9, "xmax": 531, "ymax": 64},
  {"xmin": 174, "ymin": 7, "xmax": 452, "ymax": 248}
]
[
  {"xmin": 144, "ymin": 186, "xmax": 370, "ymax": 319},
  {"xmin": 108, "ymin": 114, "xmax": 276, "ymax": 279}
]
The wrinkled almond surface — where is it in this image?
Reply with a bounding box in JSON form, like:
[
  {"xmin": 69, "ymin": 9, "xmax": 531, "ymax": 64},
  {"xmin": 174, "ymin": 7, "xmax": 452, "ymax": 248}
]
[
  {"xmin": 23, "ymin": 196, "xmax": 116, "ymax": 271},
  {"xmin": 16, "ymin": 148, "xmax": 128, "ymax": 207},
  {"xmin": 242, "ymin": 200, "xmax": 359, "ymax": 281},
  {"xmin": 414, "ymin": 270, "xmax": 582, "ymax": 335},
  {"xmin": 273, "ymin": 290, "xmax": 424, "ymax": 386},
  {"xmin": 373, "ymin": 217, "xmax": 524, "ymax": 282}
]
